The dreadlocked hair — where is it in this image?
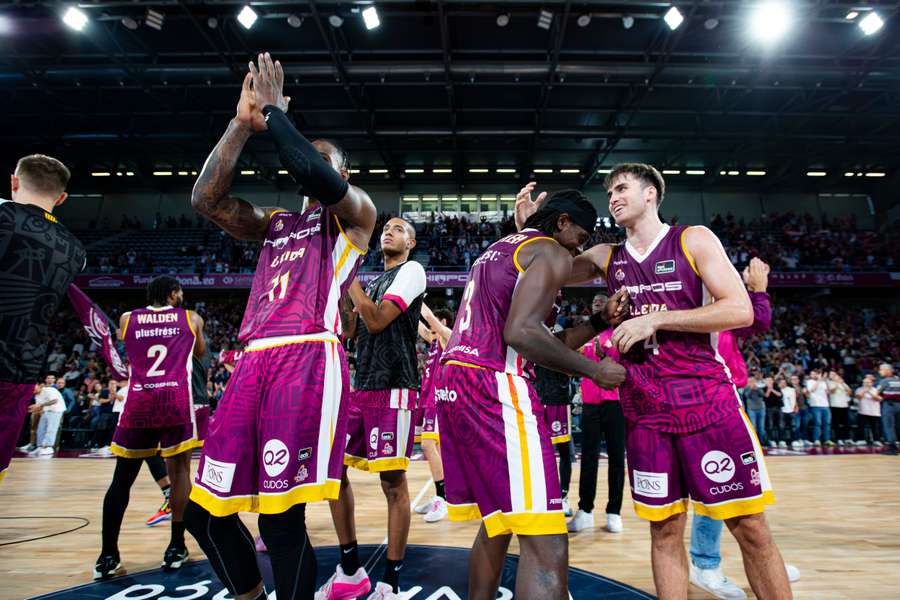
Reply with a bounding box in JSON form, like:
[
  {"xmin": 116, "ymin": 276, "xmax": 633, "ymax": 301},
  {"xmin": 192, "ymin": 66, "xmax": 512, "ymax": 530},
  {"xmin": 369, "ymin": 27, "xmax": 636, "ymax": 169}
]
[{"xmin": 147, "ymin": 275, "xmax": 181, "ymax": 306}]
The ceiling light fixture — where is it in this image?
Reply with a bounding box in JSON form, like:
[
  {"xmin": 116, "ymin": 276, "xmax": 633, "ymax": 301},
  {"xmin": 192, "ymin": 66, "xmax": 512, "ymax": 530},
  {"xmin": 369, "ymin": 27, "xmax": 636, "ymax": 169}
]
[
  {"xmin": 145, "ymin": 8, "xmax": 164, "ymax": 31},
  {"xmin": 496, "ymin": 13, "xmax": 510, "ymax": 27},
  {"xmin": 237, "ymin": 5, "xmax": 257, "ymax": 29},
  {"xmin": 287, "ymin": 14, "xmax": 303, "ymax": 28},
  {"xmin": 664, "ymin": 7, "xmax": 684, "ymax": 30},
  {"xmin": 749, "ymin": 2, "xmax": 792, "ymax": 44},
  {"xmin": 362, "ymin": 6, "xmax": 380, "ymax": 30},
  {"xmin": 859, "ymin": 12, "xmax": 883, "ymax": 35},
  {"xmin": 622, "ymin": 15, "xmax": 635, "ymax": 29},
  {"xmin": 62, "ymin": 7, "xmax": 88, "ymax": 31},
  {"xmin": 577, "ymin": 13, "xmax": 591, "ymax": 27},
  {"xmin": 537, "ymin": 9, "xmax": 553, "ymax": 30}
]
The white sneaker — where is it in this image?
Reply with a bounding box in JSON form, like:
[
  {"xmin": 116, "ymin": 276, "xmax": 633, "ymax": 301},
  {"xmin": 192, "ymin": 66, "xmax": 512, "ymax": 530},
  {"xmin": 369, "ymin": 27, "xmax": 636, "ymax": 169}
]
[
  {"xmin": 689, "ymin": 564, "xmax": 747, "ymax": 600},
  {"xmin": 17, "ymin": 443, "xmax": 35, "ymax": 452},
  {"xmin": 315, "ymin": 565, "xmax": 371, "ymax": 600},
  {"xmin": 567, "ymin": 509, "xmax": 594, "ymax": 532},
  {"xmin": 785, "ymin": 563, "xmax": 800, "ymax": 583},
  {"xmin": 605, "ymin": 513, "xmax": 623, "ymax": 533},
  {"xmin": 778, "ymin": 441, "xmax": 787, "ymax": 448},
  {"xmin": 367, "ymin": 582, "xmax": 401, "ymax": 600},
  {"xmin": 855, "ymin": 440, "xmax": 867, "ymax": 447},
  {"xmin": 562, "ymin": 497, "xmax": 573, "ymax": 517},
  {"xmin": 768, "ymin": 441, "xmax": 777, "ymax": 449},
  {"xmin": 814, "ymin": 440, "xmax": 821, "ymax": 447},
  {"xmin": 37, "ymin": 447, "xmax": 55, "ymax": 457},
  {"xmin": 803, "ymin": 440, "xmax": 813, "ymax": 448},
  {"xmin": 414, "ymin": 496, "xmax": 433, "ymax": 515},
  {"xmin": 791, "ymin": 441, "xmax": 802, "ymax": 449},
  {"xmin": 423, "ymin": 496, "xmax": 448, "ymax": 523},
  {"xmin": 874, "ymin": 441, "xmax": 884, "ymax": 448}
]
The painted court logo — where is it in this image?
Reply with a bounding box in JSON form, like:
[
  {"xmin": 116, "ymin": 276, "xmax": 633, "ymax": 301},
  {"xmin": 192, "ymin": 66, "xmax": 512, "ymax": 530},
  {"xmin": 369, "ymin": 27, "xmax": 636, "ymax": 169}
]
[{"xmin": 33, "ymin": 545, "xmax": 655, "ymax": 600}]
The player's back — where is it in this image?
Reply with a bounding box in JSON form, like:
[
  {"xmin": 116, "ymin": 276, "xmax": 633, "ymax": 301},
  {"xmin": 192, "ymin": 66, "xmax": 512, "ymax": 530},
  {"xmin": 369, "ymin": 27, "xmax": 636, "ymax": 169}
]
[
  {"xmin": 123, "ymin": 306, "xmax": 196, "ymax": 426},
  {"xmin": 0, "ymin": 200, "xmax": 85, "ymax": 383},
  {"xmin": 238, "ymin": 205, "xmax": 364, "ymax": 343},
  {"xmin": 442, "ymin": 229, "xmax": 555, "ymax": 377},
  {"xmin": 605, "ymin": 224, "xmax": 737, "ymax": 433}
]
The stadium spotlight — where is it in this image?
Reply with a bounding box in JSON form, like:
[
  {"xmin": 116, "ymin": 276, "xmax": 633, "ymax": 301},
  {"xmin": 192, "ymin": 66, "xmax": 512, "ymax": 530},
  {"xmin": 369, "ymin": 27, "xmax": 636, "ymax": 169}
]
[
  {"xmin": 287, "ymin": 14, "xmax": 303, "ymax": 28},
  {"xmin": 845, "ymin": 11, "xmax": 859, "ymax": 20},
  {"xmin": 859, "ymin": 12, "xmax": 883, "ymax": 35},
  {"xmin": 207, "ymin": 17, "xmax": 218, "ymax": 29},
  {"xmin": 704, "ymin": 18, "xmax": 719, "ymax": 30},
  {"xmin": 577, "ymin": 13, "xmax": 591, "ymax": 27},
  {"xmin": 329, "ymin": 14, "xmax": 344, "ymax": 27},
  {"xmin": 496, "ymin": 13, "xmax": 510, "ymax": 27},
  {"xmin": 121, "ymin": 16, "xmax": 138, "ymax": 30},
  {"xmin": 664, "ymin": 7, "xmax": 684, "ymax": 30},
  {"xmin": 622, "ymin": 15, "xmax": 635, "ymax": 29},
  {"xmin": 749, "ymin": 2, "xmax": 791, "ymax": 44},
  {"xmin": 362, "ymin": 6, "xmax": 380, "ymax": 30},
  {"xmin": 537, "ymin": 9, "xmax": 553, "ymax": 30},
  {"xmin": 62, "ymin": 7, "xmax": 88, "ymax": 31},
  {"xmin": 237, "ymin": 5, "xmax": 258, "ymax": 30}
]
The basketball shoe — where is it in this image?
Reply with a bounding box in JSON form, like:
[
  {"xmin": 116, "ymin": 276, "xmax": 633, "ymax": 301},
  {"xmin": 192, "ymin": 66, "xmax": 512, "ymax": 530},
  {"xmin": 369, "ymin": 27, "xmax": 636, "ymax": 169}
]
[
  {"xmin": 146, "ymin": 499, "xmax": 171, "ymax": 526},
  {"xmin": 367, "ymin": 582, "xmax": 401, "ymax": 600},
  {"xmin": 316, "ymin": 565, "xmax": 371, "ymax": 600}
]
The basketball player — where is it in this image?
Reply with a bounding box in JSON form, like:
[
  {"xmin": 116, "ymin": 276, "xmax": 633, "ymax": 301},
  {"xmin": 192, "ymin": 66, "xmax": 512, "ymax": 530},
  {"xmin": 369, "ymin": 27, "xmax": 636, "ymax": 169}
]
[
  {"xmin": 436, "ymin": 190, "xmax": 627, "ymax": 600},
  {"xmin": 318, "ymin": 217, "xmax": 426, "ymax": 600},
  {"xmin": 412, "ymin": 304, "xmax": 454, "ymax": 523},
  {"xmin": 0, "ymin": 155, "xmax": 85, "ymax": 482},
  {"xmin": 94, "ymin": 276, "xmax": 206, "ymax": 579},
  {"xmin": 183, "ymin": 53, "xmax": 376, "ymax": 600},
  {"xmin": 517, "ymin": 167, "xmax": 791, "ymax": 599}
]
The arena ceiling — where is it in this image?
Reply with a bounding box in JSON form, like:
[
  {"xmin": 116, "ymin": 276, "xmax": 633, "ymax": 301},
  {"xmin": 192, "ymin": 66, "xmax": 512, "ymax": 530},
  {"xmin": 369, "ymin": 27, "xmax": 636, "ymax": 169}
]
[{"xmin": 2, "ymin": 0, "xmax": 900, "ymax": 192}]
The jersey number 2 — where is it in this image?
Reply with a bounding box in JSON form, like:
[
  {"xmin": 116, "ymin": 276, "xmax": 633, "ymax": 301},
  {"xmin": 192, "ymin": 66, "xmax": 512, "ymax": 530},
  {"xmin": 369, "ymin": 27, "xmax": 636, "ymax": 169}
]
[{"xmin": 147, "ymin": 344, "xmax": 167, "ymax": 377}]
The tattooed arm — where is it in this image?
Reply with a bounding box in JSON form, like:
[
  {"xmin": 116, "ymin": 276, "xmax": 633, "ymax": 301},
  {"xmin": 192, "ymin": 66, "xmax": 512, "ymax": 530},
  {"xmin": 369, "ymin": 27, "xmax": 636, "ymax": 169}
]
[
  {"xmin": 190, "ymin": 73, "xmax": 283, "ymax": 241},
  {"xmin": 339, "ymin": 293, "xmax": 359, "ymax": 340}
]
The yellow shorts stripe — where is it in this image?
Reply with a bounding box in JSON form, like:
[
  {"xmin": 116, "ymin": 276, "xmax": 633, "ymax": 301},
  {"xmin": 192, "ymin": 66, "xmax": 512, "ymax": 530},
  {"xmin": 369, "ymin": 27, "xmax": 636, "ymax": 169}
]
[
  {"xmin": 448, "ymin": 502, "xmax": 482, "ymax": 522},
  {"xmin": 189, "ymin": 479, "xmax": 341, "ymax": 517},
  {"xmin": 550, "ymin": 434, "xmax": 571, "ymax": 444},
  {"xmin": 692, "ymin": 490, "xmax": 777, "ymax": 520},
  {"xmin": 632, "ymin": 498, "xmax": 690, "ymax": 521},
  {"xmin": 483, "ymin": 510, "xmax": 567, "ymax": 537},
  {"xmin": 110, "ymin": 443, "xmax": 160, "ymax": 459},
  {"xmin": 506, "ymin": 373, "xmax": 533, "ymax": 512},
  {"xmin": 344, "ymin": 455, "xmax": 409, "ymax": 473},
  {"xmin": 0, "ymin": 467, "xmax": 8, "ymax": 483},
  {"xmin": 420, "ymin": 432, "xmax": 440, "ymax": 442}
]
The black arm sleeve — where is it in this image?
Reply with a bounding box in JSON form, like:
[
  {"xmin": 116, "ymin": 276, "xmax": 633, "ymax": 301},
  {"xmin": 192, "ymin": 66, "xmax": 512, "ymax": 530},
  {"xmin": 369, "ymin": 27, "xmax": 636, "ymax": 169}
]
[{"xmin": 262, "ymin": 105, "xmax": 349, "ymax": 205}]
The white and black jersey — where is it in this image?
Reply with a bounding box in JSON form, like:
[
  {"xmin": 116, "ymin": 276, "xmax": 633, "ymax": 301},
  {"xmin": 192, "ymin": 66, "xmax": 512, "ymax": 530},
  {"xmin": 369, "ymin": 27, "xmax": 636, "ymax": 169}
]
[{"xmin": 353, "ymin": 261, "xmax": 426, "ymax": 391}]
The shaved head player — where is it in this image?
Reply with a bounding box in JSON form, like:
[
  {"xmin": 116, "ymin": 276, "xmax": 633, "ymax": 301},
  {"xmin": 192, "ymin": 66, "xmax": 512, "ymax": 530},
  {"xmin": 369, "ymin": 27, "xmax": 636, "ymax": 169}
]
[
  {"xmin": 0, "ymin": 154, "xmax": 85, "ymax": 483},
  {"xmin": 183, "ymin": 53, "xmax": 376, "ymax": 600}
]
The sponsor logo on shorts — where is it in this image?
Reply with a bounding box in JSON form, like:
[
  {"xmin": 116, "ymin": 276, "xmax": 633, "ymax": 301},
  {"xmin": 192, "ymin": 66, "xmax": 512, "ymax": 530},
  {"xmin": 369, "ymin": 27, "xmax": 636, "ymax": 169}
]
[
  {"xmin": 701, "ymin": 450, "xmax": 735, "ymax": 484},
  {"xmin": 710, "ymin": 482, "xmax": 744, "ymax": 495},
  {"xmin": 381, "ymin": 432, "xmax": 394, "ymax": 441},
  {"xmin": 654, "ymin": 259, "xmax": 675, "ymax": 274},
  {"xmin": 549, "ymin": 498, "xmax": 563, "ymax": 505},
  {"xmin": 262, "ymin": 439, "xmax": 289, "ymax": 477},
  {"xmin": 369, "ymin": 428, "xmax": 380, "ymax": 450},
  {"xmin": 294, "ymin": 464, "xmax": 309, "ymax": 483},
  {"xmin": 263, "ymin": 479, "xmax": 290, "ymax": 490},
  {"xmin": 435, "ymin": 387, "xmax": 457, "ymax": 402},
  {"xmin": 633, "ymin": 470, "xmax": 668, "ymax": 498},
  {"xmin": 298, "ymin": 447, "xmax": 312, "ymax": 461},
  {"xmin": 741, "ymin": 451, "xmax": 756, "ymax": 465},
  {"xmin": 383, "ymin": 442, "xmax": 394, "ymax": 455},
  {"xmin": 201, "ymin": 457, "xmax": 236, "ymax": 493},
  {"xmin": 551, "ymin": 420, "xmax": 562, "ymax": 433},
  {"xmin": 750, "ymin": 468, "xmax": 761, "ymax": 487}
]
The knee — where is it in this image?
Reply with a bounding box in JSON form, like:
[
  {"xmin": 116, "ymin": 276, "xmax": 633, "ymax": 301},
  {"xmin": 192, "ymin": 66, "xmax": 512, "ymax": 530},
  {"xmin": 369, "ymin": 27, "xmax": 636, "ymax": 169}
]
[
  {"xmin": 650, "ymin": 515, "xmax": 686, "ymax": 548},
  {"xmin": 259, "ymin": 505, "xmax": 306, "ymax": 544},
  {"xmin": 183, "ymin": 500, "xmax": 208, "ymax": 537},
  {"xmin": 726, "ymin": 514, "xmax": 773, "ymax": 553},
  {"xmin": 380, "ymin": 472, "xmax": 408, "ymax": 503}
]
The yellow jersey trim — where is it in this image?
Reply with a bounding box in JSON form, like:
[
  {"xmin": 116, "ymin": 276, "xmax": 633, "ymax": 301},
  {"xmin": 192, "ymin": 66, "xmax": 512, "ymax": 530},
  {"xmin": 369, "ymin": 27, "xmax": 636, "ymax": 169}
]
[
  {"xmin": 680, "ymin": 228, "xmax": 701, "ymax": 276},
  {"xmin": 602, "ymin": 245, "xmax": 616, "ymax": 275},
  {"xmin": 334, "ymin": 215, "xmax": 367, "ymax": 255},
  {"xmin": 120, "ymin": 313, "xmax": 131, "ymax": 339},
  {"xmin": 506, "ymin": 373, "xmax": 533, "ymax": 512},
  {"xmin": 245, "ymin": 338, "xmax": 338, "ymax": 353},
  {"xmin": 445, "ymin": 359, "xmax": 485, "ymax": 370},
  {"xmin": 512, "ymin": 236, "xmax": 557, "ymax": 273},
  {"xmin": 110, "ymin": 443, "xmax": 160, "ymax": 459},
  {"xmin": 185, "ymin": 310, "xmax": 197, "ymax": 338},
  {"xmin": 160, "ymin": 438, "xmax": 201, "ymax": 458}
]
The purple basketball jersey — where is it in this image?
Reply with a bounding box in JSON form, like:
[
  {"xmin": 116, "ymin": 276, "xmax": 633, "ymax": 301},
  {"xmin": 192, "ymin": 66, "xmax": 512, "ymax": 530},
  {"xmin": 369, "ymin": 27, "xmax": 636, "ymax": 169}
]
[
  {"xmin": 605, "ymin": 224, "xmax": 738, "ymax": 433},
  {"xmin": 442, "ymin": 230, "xmax": 557, "ymax": 378},
  {"xmin": 420, "ymin": 339, "xmax": 444, "ymax": 406},
  {"xmin": 238, "ymin": 206, "xmax": 364, "ymax": 343},
  {"xmin": 122, "ymin": 306, "xmax": 196, "ymax": 427}
]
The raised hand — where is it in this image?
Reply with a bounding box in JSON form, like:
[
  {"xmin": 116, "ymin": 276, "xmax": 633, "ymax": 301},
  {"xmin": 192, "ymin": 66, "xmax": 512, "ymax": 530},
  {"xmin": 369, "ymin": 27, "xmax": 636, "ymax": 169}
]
[
  {"xmin": 514, "ymin": 181, "xmax": 548, "ymax": 231},
  {"xmin": 249, "ymin": 52, "xmax": 290, "ymax": 113},
  {"xmin": 235, "ymin": 73, "xmax": 267, "ymax": 132}
]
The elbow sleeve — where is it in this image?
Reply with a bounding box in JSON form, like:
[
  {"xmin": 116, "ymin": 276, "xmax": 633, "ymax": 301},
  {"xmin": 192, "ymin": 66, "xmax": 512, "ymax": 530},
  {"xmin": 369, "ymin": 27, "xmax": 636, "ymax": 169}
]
[{"xmin": 262, "ymin": 106, "xmax": 349, "ymax": 205}]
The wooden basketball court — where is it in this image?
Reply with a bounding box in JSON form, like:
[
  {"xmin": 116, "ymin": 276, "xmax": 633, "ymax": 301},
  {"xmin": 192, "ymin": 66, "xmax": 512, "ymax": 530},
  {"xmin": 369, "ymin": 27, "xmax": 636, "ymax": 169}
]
[{"xmin": 1, "ymin": 454, "xmax": 898, "ymax": 599}]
